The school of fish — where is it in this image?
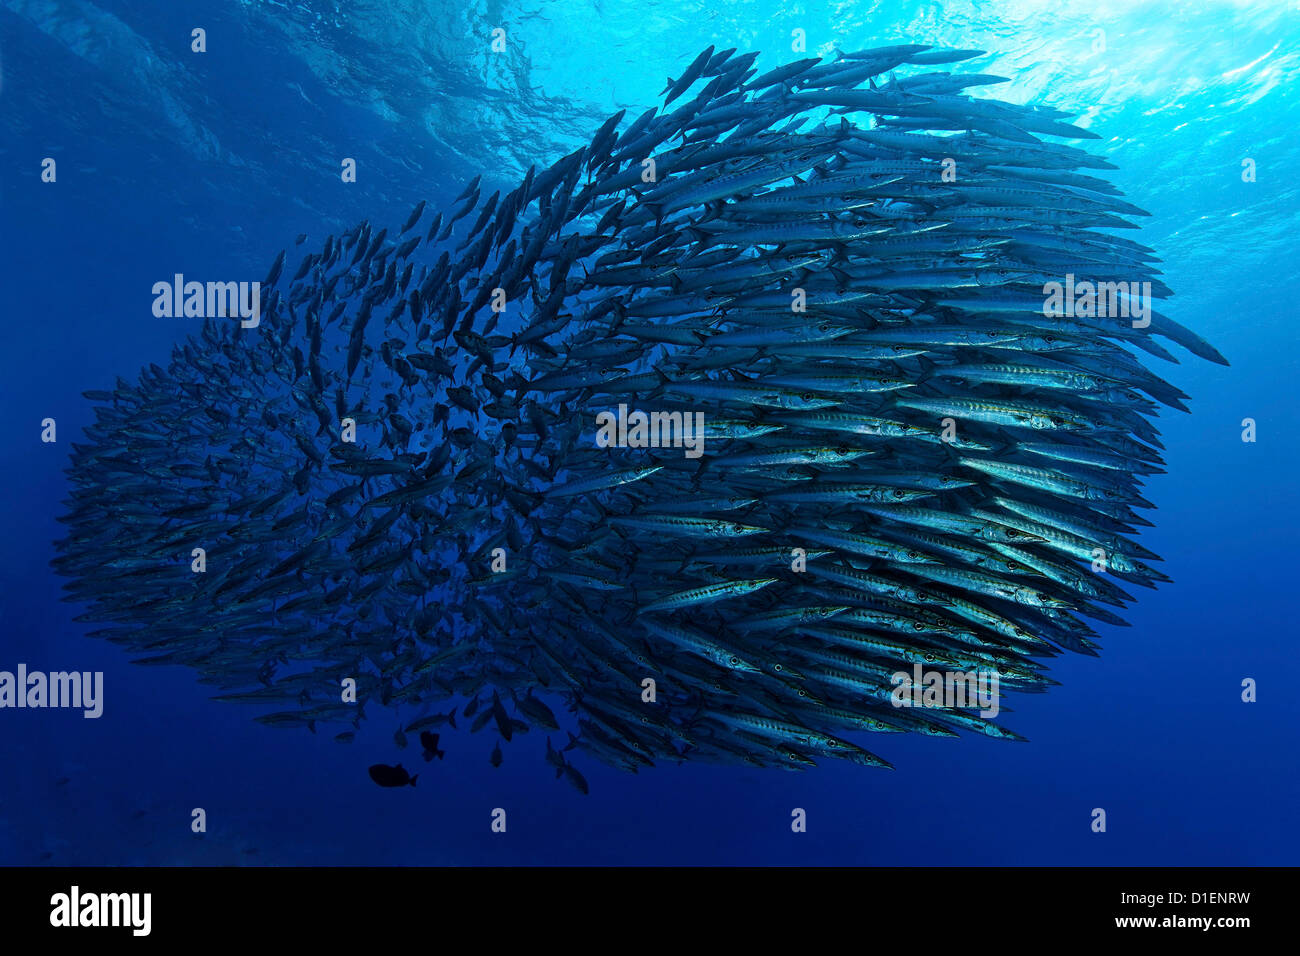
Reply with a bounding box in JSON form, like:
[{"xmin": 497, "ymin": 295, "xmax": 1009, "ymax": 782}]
[{"xmin": 52, "ymin": 44, "xmax": 1227, "ymax": 789}]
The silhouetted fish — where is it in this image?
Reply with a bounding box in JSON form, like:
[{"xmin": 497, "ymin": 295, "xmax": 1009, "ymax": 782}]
[
  {"xmin": 419, "ymin": 731, "xmax": 445, "ymax": 761},
  {"xmin": 368, "ymin": 764, "xmax": 418, "ymax": 788}
]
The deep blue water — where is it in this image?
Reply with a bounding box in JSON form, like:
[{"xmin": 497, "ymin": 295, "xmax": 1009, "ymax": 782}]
[{"xmin": 1, "ymin": 0, "xmax": 1297, "ymax": 865}]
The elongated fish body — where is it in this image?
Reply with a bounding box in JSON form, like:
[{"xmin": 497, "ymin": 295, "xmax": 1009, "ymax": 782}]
[{"xmin": 639, "ymin": 579, "xmax": 778, "ymax": 614}]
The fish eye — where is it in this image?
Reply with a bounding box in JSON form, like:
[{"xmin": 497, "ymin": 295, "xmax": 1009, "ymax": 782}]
[
  {"xmin": 801, "ymin": 392, "xmax": 814, "ymax": 401},
  {"xmin": 818, "ymin": 322, "xmax": 831, "ymax": 332},
  {"xmin": 773, "ymin": 663, "xmax": 783, "ymax": 672},
  {"xmin": 729, "ymin": 656, "xmax": 740, "ymax": 665},
  {"xmin": 732, "ymin": 523, "xmax": 745, "ymax": 533},
  {"xmin": 924, "ymin": 653, "xmax": 935, "ymax": 662},
  {"xmin": 892, "ymin": 489, "xmax": 905, "ymax": 498}
]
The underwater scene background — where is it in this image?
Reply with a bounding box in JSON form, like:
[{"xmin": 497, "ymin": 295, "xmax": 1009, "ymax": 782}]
[{"xmin": 1, "ymin": 0, "xmax": 1297, "ymax": 865}]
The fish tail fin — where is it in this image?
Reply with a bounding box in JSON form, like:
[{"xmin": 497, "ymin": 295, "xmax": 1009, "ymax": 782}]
[
  {"xmin": 647, "ymin": 367, "xmax": 671, "ymax": 400},
  {"xmin": 690, "ymin": 455, "xmax": 709, "ymax": 493},
  {"xmin": 410, "ymin": 775, "xmax": 418, "ymax": 787},
  {"xmin": 992, "ymin": 439, "xmax": 1018, "ymax": 459},
  {"xmin": 449, "ymin": 707, "xmax": 458, "ymax": 730},
  {"xmin": 681, "ymin": 225, "xmax": 708, "ymax": 248},
  {"xmin": 608, "ymin": 300, "xmax": 627, "ymax": 335}
]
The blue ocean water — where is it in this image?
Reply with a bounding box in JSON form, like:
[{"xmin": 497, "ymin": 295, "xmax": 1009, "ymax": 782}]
[{"xmin": 1, "ymin": 0, "xmax": 1296, "ymax": 865}]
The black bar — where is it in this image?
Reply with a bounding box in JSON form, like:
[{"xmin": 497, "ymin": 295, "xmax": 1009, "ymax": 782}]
[{"xmin": 0, "ymin": 866, "xmax": 1284, "ymax": 941}]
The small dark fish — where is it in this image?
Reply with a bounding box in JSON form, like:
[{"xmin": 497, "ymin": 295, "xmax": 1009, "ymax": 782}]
[
  {"xmin": 401, "ymin": 199, "xmax": 427, "ymax": 234},
  {"xmin": 425, "ymin": 212, "xmax": 443, "ymax": 243},
  {"xmin": 263, "ymin": 249, "xmax": 286, "ymax": 287},
  {"xmin": 490, "ymin": 741, "xmax": 503, "ymax": 768},
  {"xmin": 447, "ymin": 385, "xmax": 480, "ymax": 416},
  {"xmin": 405, "ymin": 708, "xmax": 458, "ymax": 732},
  {"xmin": 420, "ymin": 731, "xmax": 446, "ymax": 761},
  {"xmin": 455, "ymin": 174, "xmax": 481, "ymax": 203},
  {"xmin": 562, "ymin": 762, "xmax": 589, "ymax": 795},
  {"xmin": 491, "ymin": 689, "xmax": 513, "ymax": 741},
  {"xmin": 516, "ymin": 692, "xmax": 560, "ymax": 730},
  {"xmin": 368, "ymin": 763, "xmax": 418, "ymax": 788},
  {"xmin": 545, "ymin": 736, "xmax": 566, "ymax": 777}
]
